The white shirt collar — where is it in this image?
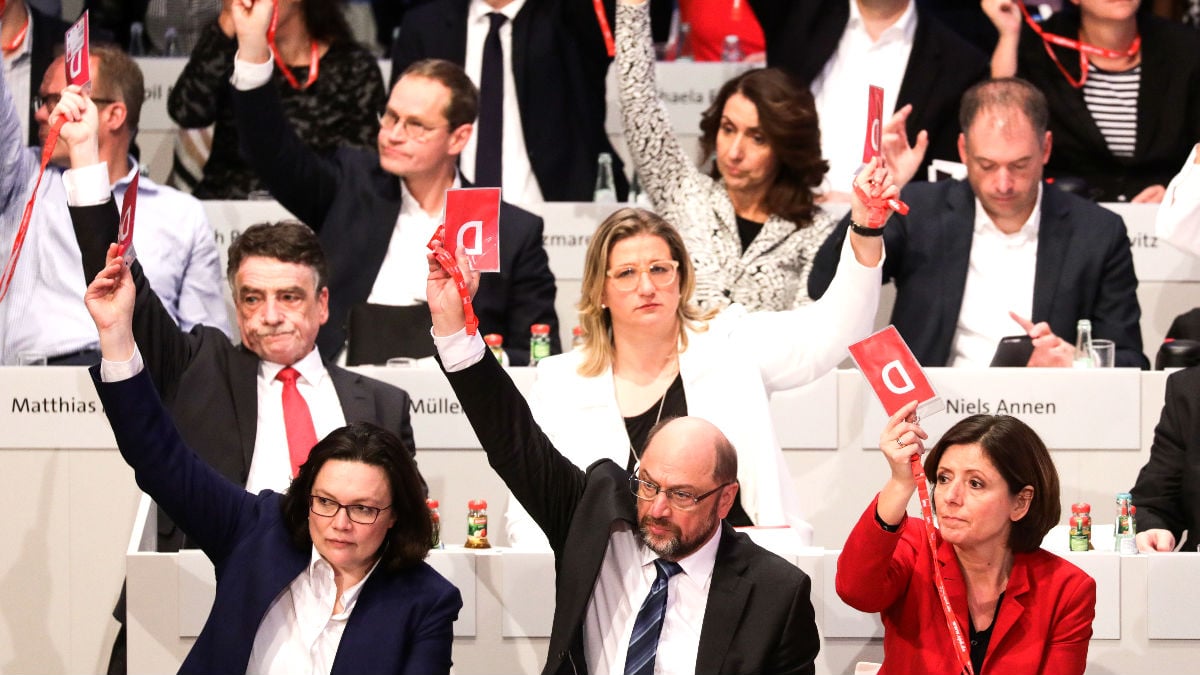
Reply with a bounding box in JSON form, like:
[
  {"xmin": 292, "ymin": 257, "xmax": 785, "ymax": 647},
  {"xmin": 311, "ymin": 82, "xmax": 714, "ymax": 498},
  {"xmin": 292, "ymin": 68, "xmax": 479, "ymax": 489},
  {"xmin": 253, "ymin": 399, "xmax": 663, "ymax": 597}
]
[
  {"xmin": 112, "ymin": 157, "xmax": 160, "ymax": 192},
  {"xmin": 469, "ymin": 0, "xmax": 527, "ymax": 24},
  {"xmin": 973, "ymin": 182, "xmax": 1043, "ymax": 243},
  {"xmin": 306, "ymin": 545, "xmax": 381, "ymax": 617},
  {"xmin": 846, "ymin": 0, "xmax": 917, "ymax": 45},
  {"xmin": 260, "ymin": 346, "xmax": 327, "ymax": 387},
  {"xmin": 639, "ymin": 522, "xmax": 722, "ymax": 586},
  {"xmin": 400, "ymin": 171, "xmax": 462, "ymax": 220}
]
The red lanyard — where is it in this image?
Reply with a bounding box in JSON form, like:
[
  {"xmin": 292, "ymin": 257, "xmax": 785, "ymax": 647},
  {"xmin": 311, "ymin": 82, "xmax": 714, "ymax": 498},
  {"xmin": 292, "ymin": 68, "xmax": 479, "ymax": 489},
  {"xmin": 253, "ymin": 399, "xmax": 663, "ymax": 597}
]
[
  {"xmin": 427, "ymin": 226, "xmax": 479, "ymax": 336},
  {"xmin": 592, "ymin": 0, "xmax": 614, "ymax": 58},
  {"xmin": 0, "ymin": 117, "xmax": 66, "ymax": 304},
  {"xmin": 2, "ymin": 13, "xmax": 30, "ymax": 55},
  {"xmin": 267, "ymin": 0, "xmax": 319, "ymax": 90},
  {"xmin": 1018, "ymin": 3, "xmax": 1141, "ymax": 89},
  {"xmin": 912, "ymin": 455, "xmax": 975, "ymax": 675}
]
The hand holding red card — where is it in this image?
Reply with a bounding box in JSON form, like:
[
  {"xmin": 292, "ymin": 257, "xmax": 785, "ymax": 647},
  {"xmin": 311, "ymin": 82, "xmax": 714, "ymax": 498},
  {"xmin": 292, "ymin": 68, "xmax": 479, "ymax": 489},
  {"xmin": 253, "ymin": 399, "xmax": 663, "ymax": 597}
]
[
  {"xmin": 444, "ymin": 188, "xmax": 501, "ymax": 273},
  {"xmin": 64, "ymin": 11, "xmax": 91, "ymax": 90},
  {"xmin": 848, "ymin": 325, "xmax": 943, "ymax": 419}
]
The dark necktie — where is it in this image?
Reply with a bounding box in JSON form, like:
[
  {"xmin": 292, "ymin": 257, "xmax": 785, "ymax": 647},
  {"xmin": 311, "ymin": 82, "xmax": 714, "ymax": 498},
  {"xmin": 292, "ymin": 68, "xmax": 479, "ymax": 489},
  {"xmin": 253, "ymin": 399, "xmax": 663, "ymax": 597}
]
[
  {"xmin": 624, "ymin": 559, "xmax": 684, "ymax": 675},
  {"xmin": 475, "ymin": 12, "xmax": 507, "ymax": 188},
  {"xmin": 277, "ymin": 367, "xmax": 317, "ymax": 477}
]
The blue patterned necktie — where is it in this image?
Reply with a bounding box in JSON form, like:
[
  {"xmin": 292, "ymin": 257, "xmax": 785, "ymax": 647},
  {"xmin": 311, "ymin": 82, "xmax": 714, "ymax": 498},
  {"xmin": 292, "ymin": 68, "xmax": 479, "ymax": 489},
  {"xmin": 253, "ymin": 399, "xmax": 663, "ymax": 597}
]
[{"xmin": 624, "ymin": 559, "xmax": 684, "ymax": 675}]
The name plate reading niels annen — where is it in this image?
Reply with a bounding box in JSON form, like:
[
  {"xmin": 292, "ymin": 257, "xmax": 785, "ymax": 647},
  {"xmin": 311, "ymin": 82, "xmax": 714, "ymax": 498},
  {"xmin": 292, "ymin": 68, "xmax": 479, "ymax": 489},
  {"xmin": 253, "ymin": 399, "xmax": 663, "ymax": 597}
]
[{"xmin": 856, "ymin": 368, "xmax": 1140, "ymax": 450}]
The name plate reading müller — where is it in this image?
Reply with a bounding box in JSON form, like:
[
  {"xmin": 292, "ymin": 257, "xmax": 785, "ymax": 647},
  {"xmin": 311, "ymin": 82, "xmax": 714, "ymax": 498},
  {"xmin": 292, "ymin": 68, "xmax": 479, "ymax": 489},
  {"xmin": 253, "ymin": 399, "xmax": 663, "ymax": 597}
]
[
  {"xmin": 857, "ymin": 368, "xmax": 1140, "ymax": 450},
  {"xmin": 0, "ymin": 367, "xmax": 115, "ymax": 448},
  {"xmin": 352, "ymin": 366, "xmax": 538, "ymax": 450}
]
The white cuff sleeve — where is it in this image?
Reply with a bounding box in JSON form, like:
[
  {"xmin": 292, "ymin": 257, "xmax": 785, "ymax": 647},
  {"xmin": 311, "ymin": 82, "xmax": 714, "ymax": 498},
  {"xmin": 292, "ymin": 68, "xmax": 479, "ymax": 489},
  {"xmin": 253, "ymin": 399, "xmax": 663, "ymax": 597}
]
[
  {"xmin": 433, "ymin": 328, "xmax": 488, "ymax": 372},
  {"xmin": 62, "ymin": 162, "xmax": 112, "ymax": 206},
  {"xmin": 100, "ymin": 345, "xmax": 145, "ymax": 382},
  {"xmin": 231, "ymin": 51, "xmax": 275, "ymax": 91}
]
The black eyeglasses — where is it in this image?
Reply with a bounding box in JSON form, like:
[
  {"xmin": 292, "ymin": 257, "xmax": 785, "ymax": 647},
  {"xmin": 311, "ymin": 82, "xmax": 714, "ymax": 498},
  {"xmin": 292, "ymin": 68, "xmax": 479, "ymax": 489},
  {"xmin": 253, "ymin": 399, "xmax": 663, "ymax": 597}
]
[
  {"xmin": 309, "ymin": 495, "xmax": 392, "ymax": 525},
  {"xmin": 32, "ymin": 94, "xmax": 117, "ymax": 113},
  {"xmin": 629, "ymin": 475, "xmax": 732, "ymax": 510}
]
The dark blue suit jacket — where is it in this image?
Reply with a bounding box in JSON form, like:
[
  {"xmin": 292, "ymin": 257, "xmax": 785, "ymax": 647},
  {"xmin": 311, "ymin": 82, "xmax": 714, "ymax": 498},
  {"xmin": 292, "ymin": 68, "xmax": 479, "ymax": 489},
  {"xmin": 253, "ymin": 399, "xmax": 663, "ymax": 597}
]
[
  {"xmin": 92, "ymin": 368, "xmax": 462, "ymax": 675},
  {"xmin": 231, "ymin": 79, "xmax": 560, "ymax": 365},
  {"xmin": 809, "ymin": 179, "xmax": 1148, "ymax": 368}
]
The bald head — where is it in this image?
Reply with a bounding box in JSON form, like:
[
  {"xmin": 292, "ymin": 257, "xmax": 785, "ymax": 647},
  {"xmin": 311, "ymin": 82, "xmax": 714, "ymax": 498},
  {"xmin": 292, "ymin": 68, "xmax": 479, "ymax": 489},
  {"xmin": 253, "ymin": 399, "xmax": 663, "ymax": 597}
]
[{"xmin": 643, "ymin": 417, "xmax": 738, "ymax": 485}]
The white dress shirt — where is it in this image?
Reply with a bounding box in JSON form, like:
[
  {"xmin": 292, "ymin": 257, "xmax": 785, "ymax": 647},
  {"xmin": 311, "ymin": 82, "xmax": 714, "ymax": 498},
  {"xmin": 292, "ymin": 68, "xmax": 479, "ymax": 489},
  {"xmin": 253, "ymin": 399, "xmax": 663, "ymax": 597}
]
[
  {"xmin": 434, "ymin": 327, "xmax": 722, "ymax": 675},
  {"xmin": 811, "ymin": 0, "xmax": 916, "ymax": 194},
  {"xmin": 460, "ymin": 0, "xmax": 544, "ymax": 205},
  {"xmin": 247, "ymin": 347, "xmax": 347, "ymax": 494},
  {"xmin": 0, "ymin": 157, "xmax": 228, "ymax": 364},
  {"xmin": 948, "ymin": 185, "xmax": 1042, "ymax": 367},
  {"xmin": 367, "ymin": 174, "xmax": 460, "ymax": 306},
  {"xmin": 246, "ymin": 548, "xmax": 381, "ymax": 675},
  {"xmin": 1158, "ymin": 144, "xmax": 1200, "ymax": 257}
]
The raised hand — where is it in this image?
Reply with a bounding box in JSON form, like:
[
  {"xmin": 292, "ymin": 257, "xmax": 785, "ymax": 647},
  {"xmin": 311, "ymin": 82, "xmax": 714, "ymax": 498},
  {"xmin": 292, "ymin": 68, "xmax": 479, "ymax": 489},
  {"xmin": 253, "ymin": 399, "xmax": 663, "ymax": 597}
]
[
  {"xmin": 875, "ymin": 399, "xmax": 929, "ymax": 526},
  {"xmin": 981, "ymin": 0, "xmax": 1023, "ymax": 39},
  {"xmin": 1010, "ymin": 311, "xmax": 1074, "ymax": 367},
  {"xmin": 880, "ymin": 104, "xmax": 928, "ymax": 190},
  {"xmin": 85, "ymin": 244, "xmax": 137, "ymax": 361},
  {"xmin": 426, "ymin": 238, "xmax": 481, "ymax": 337},
  {"xmin": 48, "ymin": 84, "xmax": 100, "ymax": 168},
  {"xmin": 229, "ymin": 0, "xmax": 274, "ymax": 63}
]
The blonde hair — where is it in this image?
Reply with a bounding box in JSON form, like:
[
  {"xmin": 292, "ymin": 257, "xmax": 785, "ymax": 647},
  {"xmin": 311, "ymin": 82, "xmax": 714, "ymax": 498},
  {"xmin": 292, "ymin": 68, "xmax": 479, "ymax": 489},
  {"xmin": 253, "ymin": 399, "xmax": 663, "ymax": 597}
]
[{"xmin": 576, "ymin": 208, "xmax": 714, "ymax": 377}]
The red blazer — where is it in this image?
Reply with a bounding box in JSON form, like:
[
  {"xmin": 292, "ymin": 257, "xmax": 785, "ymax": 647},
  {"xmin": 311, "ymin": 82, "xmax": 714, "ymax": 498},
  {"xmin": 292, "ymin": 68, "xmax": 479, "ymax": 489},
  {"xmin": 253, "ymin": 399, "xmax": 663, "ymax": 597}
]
[{"xmin": 836, "ymin": 496, "xmax": 1095, "ymax": 675}]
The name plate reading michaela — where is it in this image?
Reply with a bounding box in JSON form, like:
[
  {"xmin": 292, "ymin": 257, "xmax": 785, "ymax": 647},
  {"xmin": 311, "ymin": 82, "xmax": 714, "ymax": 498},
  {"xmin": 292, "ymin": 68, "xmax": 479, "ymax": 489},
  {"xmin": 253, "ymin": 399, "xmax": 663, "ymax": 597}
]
[
  {"xmin": 603, "ymin": 61, "xmax": 754, "ymax": 136},
  {"xmin": 0, "ymin": 367, "xmax": 114, "ymax": 448},
  {"xmin": 769, "ymin": 371, "xmax": 838, "ymax": 449},
  {"xmin": 352, "ymin": 366, "xmax": 538, "ymax": 449},
  {"xmin": 1106, "ymin": 203, "xmax": 1200, "ymax": 282},
  {"xmin": 856, "ymin": 368, "xmax": 1140, "ymax": 450}
]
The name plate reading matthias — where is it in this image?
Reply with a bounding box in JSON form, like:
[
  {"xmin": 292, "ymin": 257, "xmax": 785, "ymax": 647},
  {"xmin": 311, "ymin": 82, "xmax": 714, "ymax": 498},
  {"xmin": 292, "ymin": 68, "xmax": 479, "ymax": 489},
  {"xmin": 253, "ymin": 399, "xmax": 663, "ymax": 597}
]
[
  {"xmin": 769, "ymin": 371, "xmax": 838, "ymax": 449},
  {"xmin": 351, "ymin": 366, "xmax": 537, "ymax": 449},
  {"xmin": 0, "ymin": 366, "xmax": 115, "ymax": 448},
  {"xmin": 856, "ymin": 368, "xmax": 1140, "ymax": 450},
  {"xmin": 1106, "ymin": 203, "xmax": 1200, "ymax": 282}
]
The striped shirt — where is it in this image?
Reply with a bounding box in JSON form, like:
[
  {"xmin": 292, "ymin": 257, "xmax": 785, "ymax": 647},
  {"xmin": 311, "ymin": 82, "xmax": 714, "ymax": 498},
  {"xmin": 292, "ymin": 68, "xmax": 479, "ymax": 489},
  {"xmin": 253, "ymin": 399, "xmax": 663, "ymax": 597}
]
[{"xmin": 1082, "ymin": 63, "xmax": 1140, "ymax": 158}]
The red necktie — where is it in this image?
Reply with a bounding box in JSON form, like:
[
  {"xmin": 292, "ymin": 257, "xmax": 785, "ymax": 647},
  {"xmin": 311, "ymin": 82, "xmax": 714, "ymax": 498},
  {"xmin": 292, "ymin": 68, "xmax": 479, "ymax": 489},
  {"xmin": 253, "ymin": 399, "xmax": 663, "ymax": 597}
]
[{"xmin": 277, "ymin": 367, "xmax": 317, "ymax": 477}]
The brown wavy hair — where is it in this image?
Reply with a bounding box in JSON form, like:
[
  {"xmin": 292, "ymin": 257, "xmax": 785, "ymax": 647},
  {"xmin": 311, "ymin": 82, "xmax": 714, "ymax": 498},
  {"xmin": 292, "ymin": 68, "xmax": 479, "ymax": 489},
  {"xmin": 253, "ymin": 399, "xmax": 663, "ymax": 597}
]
[
  {"xmin": 577, "ymin": 208, "xmax": 715, "ymax": 377},
  {"xmin": 699, "ymin": 68, "xmax": 828, "ymax": 225}
]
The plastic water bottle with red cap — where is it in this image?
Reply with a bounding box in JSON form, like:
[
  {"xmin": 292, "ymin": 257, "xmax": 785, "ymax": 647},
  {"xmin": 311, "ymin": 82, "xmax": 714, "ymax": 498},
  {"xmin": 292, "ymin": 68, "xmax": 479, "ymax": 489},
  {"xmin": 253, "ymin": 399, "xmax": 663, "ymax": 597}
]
[
  {"xmin": 530, "ymin": 324, "xmax": 552, "ymax": 365},
  {"xmin": 426, "ymin": 499, "xmax": 442, "ymax": 550},
  {"xmin": 465, "ymin": 500, "xmax": 491, "ymax": 549}
]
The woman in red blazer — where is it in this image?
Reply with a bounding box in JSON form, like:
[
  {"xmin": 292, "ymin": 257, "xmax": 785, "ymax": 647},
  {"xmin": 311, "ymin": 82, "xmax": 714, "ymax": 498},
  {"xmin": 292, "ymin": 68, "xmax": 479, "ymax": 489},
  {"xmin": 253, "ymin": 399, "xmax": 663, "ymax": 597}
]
[{"xmin": 837, "ymin": 405, "xmax": 1096, "ymax": 675}]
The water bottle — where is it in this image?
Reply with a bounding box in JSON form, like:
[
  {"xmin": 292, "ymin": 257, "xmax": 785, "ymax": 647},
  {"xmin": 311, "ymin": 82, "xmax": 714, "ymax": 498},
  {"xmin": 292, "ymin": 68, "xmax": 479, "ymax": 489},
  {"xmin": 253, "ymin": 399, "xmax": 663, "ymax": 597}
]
[
  {"xmin": 426, "ymin": 499, "xmax": 442, "ymax": 549},
  {"xmin": 1073, "ymin": 319, "xmax": 1094, "ymax": 368},
  {"xmin": 675, "ymin": 22, "xmax": 694, "ymax": 62},
  {"xmin": 1114, "ymin": 492, "xmax": 1137, "ymax": 554},
  {"xmin": 593, "ymin": 153, "xmax": 617, "ymax": 203},
  {"xmin": 571, "ymin": 325, "xmax": 585, "ymax": 351},
  {"xmin": 720, "ymin": 34, "xmax": 743, "ymax": 62},
  {"xmin": 128, "ymin": 22, "xmax": 146, "ymax": 56},
  {"xmin": 530, "ymin": 324, "xmax": 552, "ymax": 365},
  {"xmin": 162, "ymin": 27, "xmax": 180, "ymax": 57},
  {"xmin": 484, "ymin": 333, "xmax": 510, "ymax": 367}
]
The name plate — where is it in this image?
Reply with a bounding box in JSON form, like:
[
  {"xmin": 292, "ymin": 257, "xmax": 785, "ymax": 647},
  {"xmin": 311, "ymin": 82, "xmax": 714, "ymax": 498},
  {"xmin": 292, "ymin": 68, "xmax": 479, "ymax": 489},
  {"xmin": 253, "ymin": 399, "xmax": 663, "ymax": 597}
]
[
  {"xmin": 0, "ymin": 367, "xmax": 115, "ymax": 448},
  {"xmin": 769, "ymin": 371, "xmax": 838, "ymax": 449},
  {"xmin": 603, "ymin": 61, "xmax": 754, "ymax": 136},
  {"xmin": 1106, "ymin": 203, "xmax": 1200, "ymax": 282},
  {"xmin": 1147, "ymin": 552, "xmax": 1200, "ymax": 639},
  {"xmin": 352, "ymin": 366, "xmax": 537, "ymax": 449},
  {"xmin": 856, "ymin": 368, "xmax": 1141, "ymax": 450},
  {"xmin": 523, "ymin": 202, "xmax": 622, "ymax": 281}
]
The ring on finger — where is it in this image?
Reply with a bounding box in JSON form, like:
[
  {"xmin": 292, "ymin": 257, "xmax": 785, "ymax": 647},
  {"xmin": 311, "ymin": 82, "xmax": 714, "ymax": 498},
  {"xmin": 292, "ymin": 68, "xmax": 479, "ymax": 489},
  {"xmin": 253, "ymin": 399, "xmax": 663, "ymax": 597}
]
[{"xmin": 895, "ymin": 437, "xmax": 904, "ymax": 448}]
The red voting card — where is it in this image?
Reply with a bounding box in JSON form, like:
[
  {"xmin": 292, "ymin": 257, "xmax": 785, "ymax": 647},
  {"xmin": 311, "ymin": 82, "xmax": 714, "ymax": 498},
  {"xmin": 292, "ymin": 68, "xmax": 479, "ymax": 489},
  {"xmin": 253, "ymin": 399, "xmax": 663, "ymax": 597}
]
[
  {"xmin": 848, "ymin": 325, "xmax": 943, "ymax": 419},
  {"xmin": 445, "ymin": 187, "xmax": 501, "ymax": 273},
  {"xmin": 117, "ymin": 173, "xmax": 138, "ymax": 265},
  {"xmin": 64, "ymin": 11, "xmax": 91, "ymax": 90},
  {"xmin": 861, "ymin": 85, "xmax": 884, "ymax": 164}
]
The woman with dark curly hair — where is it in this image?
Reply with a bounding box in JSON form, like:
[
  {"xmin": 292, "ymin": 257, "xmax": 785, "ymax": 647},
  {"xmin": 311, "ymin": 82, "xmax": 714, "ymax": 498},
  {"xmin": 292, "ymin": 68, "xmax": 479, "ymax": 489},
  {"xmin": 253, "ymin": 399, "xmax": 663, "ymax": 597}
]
[
  {"xmin": 617, "ymin": 0, "xmax": 836, "ymax": 311},
  {"xmin": 838, "ymin": 405, "xmax": 1096, "ymax": 674},
  {"xmin": 168, "ymin": 0, "xmax": 385, "ymax": 198},
  {"xmin": 83, "ymin": 245, "xmax": 460, "ymax": 675}
]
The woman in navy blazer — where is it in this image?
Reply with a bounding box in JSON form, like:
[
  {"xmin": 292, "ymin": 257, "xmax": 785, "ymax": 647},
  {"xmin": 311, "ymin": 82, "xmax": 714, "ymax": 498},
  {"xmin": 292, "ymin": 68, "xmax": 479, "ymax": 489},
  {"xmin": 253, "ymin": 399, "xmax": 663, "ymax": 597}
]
[
  {"xmin": 837, "ymin": 406, "xmax": 1095, "ymax": 675},
  {"xmin": 85, "ymin": 247, "xmax": 461, "ymax": 675}
]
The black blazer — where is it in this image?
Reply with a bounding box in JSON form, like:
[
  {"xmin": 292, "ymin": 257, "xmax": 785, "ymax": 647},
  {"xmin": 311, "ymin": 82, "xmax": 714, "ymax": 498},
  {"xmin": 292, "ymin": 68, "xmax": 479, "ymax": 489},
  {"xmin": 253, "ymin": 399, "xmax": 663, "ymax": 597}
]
[
  {"xmin": 444, "ymin": 353, "xmax": 820, "ymax": 675},
  {"xmin": 748, "ymin": 0, "xmax": 988, "ymax": 182},
  {"xmin": 1131, "ymin": 365, "xmax": 1200, "ymax": 550},
  {"xmin": 808, "ymin": 179, "xmax": 1148, "ymax": 369},
  {"xmin": 1017, "ymin": 12, "xmax": 1200, "ymax": 202},
  {"xmin": 391, "ymin": 0, "xmax": 628, "ymax": 202},
  {"xmin": 71, "ymin": 200, "xmax": 416, "ymax": 551},
  {"xmin": 231, "ymin": 79, "xmax": 560, "ymax": 365}
]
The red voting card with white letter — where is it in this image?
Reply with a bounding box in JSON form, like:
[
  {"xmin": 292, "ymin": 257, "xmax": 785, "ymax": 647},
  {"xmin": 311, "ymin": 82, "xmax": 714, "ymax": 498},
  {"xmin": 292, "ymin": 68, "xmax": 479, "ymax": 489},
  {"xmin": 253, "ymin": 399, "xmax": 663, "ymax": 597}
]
[
  {"xmin": 444, "ymin": 188, "xmax": 501, "ymax": 272},
  {"xmin": 861, "ymin": 85, "xmax": 884, "ymax": 164},
  {"xmin": 848, "ymin": 325, "xmax": 944, "ymax": 419},
  {"xmin": 118, "ymin": 173, "xmax": 139, "ymax": 264},
  {"xmin": 64, "ymin": 11, "xmax": 91, "ymax": 90}
]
